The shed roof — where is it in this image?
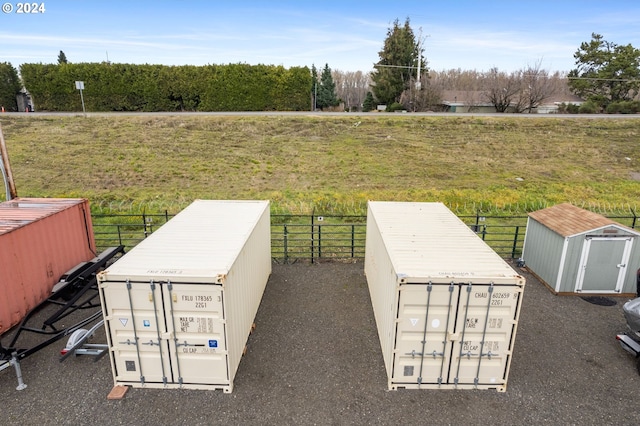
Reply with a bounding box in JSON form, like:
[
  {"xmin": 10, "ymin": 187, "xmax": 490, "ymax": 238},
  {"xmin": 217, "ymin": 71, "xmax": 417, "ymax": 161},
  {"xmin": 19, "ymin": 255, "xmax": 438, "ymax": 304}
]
[{"xmin": 528, "ymin": 203, "xmax": 629, "ymax": 237}]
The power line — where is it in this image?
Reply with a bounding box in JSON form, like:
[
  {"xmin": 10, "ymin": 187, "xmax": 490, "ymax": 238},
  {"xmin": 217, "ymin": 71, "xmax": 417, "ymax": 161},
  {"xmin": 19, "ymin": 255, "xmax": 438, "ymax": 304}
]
[{"xmin": 566, "ymin": 76, "xmax": 640, "ymax": 82}]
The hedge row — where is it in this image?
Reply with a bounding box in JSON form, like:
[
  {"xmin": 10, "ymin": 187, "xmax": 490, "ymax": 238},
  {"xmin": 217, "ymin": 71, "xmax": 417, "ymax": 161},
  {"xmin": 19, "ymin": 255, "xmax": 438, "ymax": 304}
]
[{"xmin": 20, "ymin": 63, "xmax": 312, "ymax": 112}]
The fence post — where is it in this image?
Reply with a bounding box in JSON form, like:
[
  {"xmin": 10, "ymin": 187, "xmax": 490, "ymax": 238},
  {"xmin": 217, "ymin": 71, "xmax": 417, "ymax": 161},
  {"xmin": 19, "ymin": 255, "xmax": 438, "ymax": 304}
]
[
  {"xmin": 351, "ymin": 224, "xmax": 355, "ymax": 258},
  {"xmin": 117, "ymin": 225, "xmax": 122, "ymax": 246},
  {"xmin": 318, "ymin": 222, "xmax": 322, "ymax": 260},
  {"xmin": 142, "ymin": 211, "xmax": 148, "ymax": 238},
  {"xmin": 632, "ymin": 209, "xmax": 637, "ymax": 229},
  {"xmin": 284, "ymin": 224, "xmax": 288, "ymax": 264},
  {"xmin": 310, "ymin": 212, "xmax": 315, "ymax": 264},
  {"xmin": 481, "ymin": 224, "xmax": 487, "ymax": 240},
  {"xmin": 511, "ymin": 226, "xmax": 520, "ymax": 258}
]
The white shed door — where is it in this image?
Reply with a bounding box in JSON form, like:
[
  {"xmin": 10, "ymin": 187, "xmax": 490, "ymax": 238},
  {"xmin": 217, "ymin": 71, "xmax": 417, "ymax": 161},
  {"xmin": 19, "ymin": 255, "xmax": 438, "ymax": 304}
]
[{"xmin": 575, "ymin": 237, "xmax": 633, "ymax": 293}]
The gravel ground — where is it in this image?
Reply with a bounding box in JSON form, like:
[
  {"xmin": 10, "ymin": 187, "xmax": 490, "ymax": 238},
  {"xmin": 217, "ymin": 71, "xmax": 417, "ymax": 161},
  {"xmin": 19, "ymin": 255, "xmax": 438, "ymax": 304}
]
[{"xmin": 1, "ymin": 260, "xmax": 640, "ymax": 425}]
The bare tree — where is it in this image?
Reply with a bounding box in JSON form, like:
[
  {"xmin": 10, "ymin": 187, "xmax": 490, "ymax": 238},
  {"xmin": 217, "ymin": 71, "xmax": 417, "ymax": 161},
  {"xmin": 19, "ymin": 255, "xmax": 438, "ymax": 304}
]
[
  {"xmin": 512, "ymin": 61, "xmax": 559, "ymax": 113},
  {"xmin": 429, "ymin": 68, "xmax": 485, "ymax": 91},
  {"xmin": 332, "ymin": 70, "xmax": 371, "ymax": 111},
  {"xmin": 483, "ymin": 68, "xmax": 520, "ymax": 112},
  {"xmin": 399, "ymin": 74, "xmax": 443, "ymax": 111}
]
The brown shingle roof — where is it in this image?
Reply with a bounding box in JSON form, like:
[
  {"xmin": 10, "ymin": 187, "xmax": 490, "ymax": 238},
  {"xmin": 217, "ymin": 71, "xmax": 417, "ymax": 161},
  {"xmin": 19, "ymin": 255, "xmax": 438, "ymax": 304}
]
[{"xmin": 528, "ymin": 203, "xmax": 621, "ymax": 237}]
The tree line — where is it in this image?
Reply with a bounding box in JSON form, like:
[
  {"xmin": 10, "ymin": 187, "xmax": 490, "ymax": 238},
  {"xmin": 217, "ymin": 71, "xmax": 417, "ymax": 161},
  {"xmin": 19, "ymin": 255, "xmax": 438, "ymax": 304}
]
[
  {"xmin": 365, "ymin": 21, "xmax": 640, "ymax": 113},
  {"xmin": 8, "ymin": 62, "xmax": 311, "ymax": 112},
  {"xmin": 1, "ymin": 25, "xmax": 638, "ymax": 113}
]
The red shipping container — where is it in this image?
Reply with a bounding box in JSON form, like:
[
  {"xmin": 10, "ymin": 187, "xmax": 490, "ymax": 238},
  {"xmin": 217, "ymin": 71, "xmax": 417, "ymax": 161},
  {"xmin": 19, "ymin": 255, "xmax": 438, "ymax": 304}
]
[{"xmin": 0, "ymin": 198, "xmax": 96, "ymax": 335}]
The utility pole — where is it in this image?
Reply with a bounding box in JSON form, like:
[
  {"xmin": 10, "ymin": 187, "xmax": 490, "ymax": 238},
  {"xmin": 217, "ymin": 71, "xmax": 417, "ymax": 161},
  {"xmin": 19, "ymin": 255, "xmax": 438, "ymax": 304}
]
[
  {"xmin": 0, "ymin": 123, "xmax": 17, "ymax": 200},
  {"xmin": 415, "ymin": 28, "xmax": 429, "ymax": 90}
]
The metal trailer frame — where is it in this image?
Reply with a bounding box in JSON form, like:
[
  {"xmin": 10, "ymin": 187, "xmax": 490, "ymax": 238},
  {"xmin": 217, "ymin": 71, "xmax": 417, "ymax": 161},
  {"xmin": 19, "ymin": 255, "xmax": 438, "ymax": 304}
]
[{"xmin": 0, "ymin": 246, "xmax": 124, "ymax": 390}]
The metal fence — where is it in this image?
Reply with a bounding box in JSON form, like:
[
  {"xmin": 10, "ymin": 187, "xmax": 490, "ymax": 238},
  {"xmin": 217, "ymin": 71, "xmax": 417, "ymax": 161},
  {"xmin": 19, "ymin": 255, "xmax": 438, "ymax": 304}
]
[{"xmin": 92, "ymin": 211, "xmax": 640, "ymax": 262}]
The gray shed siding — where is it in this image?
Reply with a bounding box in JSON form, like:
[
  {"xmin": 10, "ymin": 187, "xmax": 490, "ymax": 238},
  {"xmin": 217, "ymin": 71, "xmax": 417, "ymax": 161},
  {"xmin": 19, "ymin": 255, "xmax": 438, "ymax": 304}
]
[
  {"xmin": 522, "ymin": 217, "xmax": 565, "ymax": 290},
  {"xmin": 557, "ymin": 236, "xmax": 585, "ymax": 293}
]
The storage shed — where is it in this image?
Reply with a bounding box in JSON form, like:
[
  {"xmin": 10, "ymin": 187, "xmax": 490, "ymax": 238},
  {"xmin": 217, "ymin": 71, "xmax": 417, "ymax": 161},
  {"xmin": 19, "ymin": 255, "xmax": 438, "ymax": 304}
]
[
  {"xmin": 522, "ymin": 203, "xmax": 640, "ymax": 296},
  {"xmin": 0, "ymin": 198, "xmax": 96, "ymax": 335},
  {"xmin": 98, "ymin": 200, "xmax": 271, "ymax": 393},
  {"xmin": 364, "ymin": 201, "xmax": 525, "ymax": 392}
]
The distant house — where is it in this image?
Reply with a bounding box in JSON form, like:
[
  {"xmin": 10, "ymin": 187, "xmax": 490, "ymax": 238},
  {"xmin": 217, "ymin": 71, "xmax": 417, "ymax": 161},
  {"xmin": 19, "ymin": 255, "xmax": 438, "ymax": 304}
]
[
  {"xmin": 440, "ymin": 90, "xmax": 498, "ymax": 113},
  {"xmin": 16, "ymin": 89, "xmax": 34, "ymax": 112},
  {"xmin": 535, "ymin": 94, "xmax": 585, "ymax": 114},
  {"xmin": 440, "ymin": 90, "xmax": 585, "ymax": 114}
]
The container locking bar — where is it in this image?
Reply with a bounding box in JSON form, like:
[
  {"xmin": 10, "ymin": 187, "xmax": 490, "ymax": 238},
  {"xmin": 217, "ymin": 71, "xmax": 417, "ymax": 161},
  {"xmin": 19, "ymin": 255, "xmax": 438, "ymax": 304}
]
[
  {"xmin": 166, "ymin": 282, "xmax": 184, "ymax": 385},
  {"xmin": 416, "ymin": 282, "xmax": 433, "ymax": 385},
  {"xmin": 454, "ymin": 283, "xmax": 473, "ymax": 386},
  {"xmin": 438, "ymin": 283, "xmax": 455, "ymax": 385},
  {"xmin": 125, "ymin": 280, "xmax": 145, "ymax": 385},
  {"xmin": 474, "ymin": 283, "xmax": 495, "ymax": 386},
  {"xmin": 149, "ymin": 281, "xmax": 167, "ymax": 385}
]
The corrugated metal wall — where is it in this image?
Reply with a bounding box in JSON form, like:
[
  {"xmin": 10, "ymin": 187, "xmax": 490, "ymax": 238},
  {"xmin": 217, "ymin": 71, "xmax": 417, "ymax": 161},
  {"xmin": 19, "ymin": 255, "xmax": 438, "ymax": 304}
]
[
  {"xmin": 364, "ymin": 203, "xmax": 398, "ymax": 379},
  {"xmin": 224, "ymin": 203, "xmax": 271, "ymax": 384},
  {"xmin": 0, "ymin": 198, "xmax": 96, "ymax": 334}
]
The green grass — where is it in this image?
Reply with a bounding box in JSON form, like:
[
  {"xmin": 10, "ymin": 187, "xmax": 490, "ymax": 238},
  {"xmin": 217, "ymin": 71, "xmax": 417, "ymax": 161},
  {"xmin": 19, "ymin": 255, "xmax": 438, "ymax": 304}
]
[{"xmin": 1, "ymin": 114, "xmax": 639, "ymax": 215}]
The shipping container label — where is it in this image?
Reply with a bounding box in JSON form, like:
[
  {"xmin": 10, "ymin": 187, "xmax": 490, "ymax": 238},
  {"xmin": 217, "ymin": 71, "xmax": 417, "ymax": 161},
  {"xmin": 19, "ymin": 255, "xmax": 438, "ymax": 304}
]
[
  {"xmin": 179, "ymin": 294, "xmax": 220, "ymax": 310},
  {"xmin": 146, "ymin": 269, "xmax": 184, "ymax": 275},
  {"xmin": 460, "ymin": 340, "xmax": 501, "ymax": 353},
  {"xmin": 472, "ymin": 290, "xmax": 519, "ymax": 301},
  {"xmin": 178, "ymin": 316, "xmax": 216, "ymax": 334},
  {"xmin": 178, "ymin": 344, "xmax": 220, "ymax": 355},
  {"xmin": 463, "ymin": 317, "xmax": 505, "ymax": 330}
]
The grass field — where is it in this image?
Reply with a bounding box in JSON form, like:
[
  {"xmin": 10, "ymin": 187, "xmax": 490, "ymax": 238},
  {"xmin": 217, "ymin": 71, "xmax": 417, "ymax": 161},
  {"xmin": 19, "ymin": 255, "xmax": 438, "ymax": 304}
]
[{"xmin": 1, "ymin": 114, "xmax": 639, "ymax": 215}]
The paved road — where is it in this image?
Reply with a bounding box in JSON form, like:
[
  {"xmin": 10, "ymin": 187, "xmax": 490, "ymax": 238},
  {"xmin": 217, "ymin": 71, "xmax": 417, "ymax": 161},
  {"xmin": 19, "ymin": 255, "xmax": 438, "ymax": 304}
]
[
  {"xmin": 3, "ymin": 111, "xmax": 640, "ymax": 118},
  {"xmin": 1, "ymin": 261, "xmax": 639, "ymax": 425}
]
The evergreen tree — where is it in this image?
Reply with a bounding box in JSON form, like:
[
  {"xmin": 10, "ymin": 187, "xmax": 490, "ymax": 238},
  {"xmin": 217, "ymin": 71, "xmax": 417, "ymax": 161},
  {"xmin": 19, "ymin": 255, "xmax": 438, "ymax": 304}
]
[
  {"xmin": 0, "ymin": 62, "xmax": 21, "ymax": 111},
  {"xmin": 371, "ymin": 18, "xmax": 425, "ymax": 105},
  {"xmin": 362, "ymin": 91, "xmax": 375, "ymax": 111},
  {"xmin": 568, "ymin": 33, "xmax": 640, "ymax": 108},
  {"xmin": 57, "ymin": 50, "xmax": 68, "ymax": 64},
  {"xmin": 316, "ymin": 63, "xmax": 338, "ymax": 109}
]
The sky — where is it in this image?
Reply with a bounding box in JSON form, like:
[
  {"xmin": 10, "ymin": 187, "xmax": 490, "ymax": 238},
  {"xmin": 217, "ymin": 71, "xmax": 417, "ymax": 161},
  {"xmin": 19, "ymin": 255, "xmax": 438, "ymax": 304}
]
[{"xmin": 1, "ymin": 1, "xmax": 640, "ymax": 74}]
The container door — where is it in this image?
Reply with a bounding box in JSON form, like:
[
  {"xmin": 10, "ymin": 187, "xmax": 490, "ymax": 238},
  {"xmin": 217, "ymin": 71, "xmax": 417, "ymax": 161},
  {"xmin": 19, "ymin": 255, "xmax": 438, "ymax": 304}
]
[
  {"xmin": 576, "ymin": 237, "xmax": 633, "ymax": 293},
  {"xmin": 163, "ymin": 283, "xmax": 229, "ymax": 385},
  {"xmin": 449, "ymin": 284, "xmax": 521, "ymax": 387},
  {"xmin": 393, "ymin": 282, "xmax": 521, "ymax": 388},
  {"xmin": 393, "ymin": 283, "xmax": 459, "ymax": 386},
  {"xmin": 102, "ymin": 281, "xmax": 172, "ymax": 385}
]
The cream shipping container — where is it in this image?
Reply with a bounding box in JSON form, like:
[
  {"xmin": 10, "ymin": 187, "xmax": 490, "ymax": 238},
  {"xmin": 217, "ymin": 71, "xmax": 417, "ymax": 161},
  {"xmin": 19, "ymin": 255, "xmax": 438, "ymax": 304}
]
[
  {"xmin": 0, "ymin": 198, "xmax": 96, "ymax": 335},
  {"xmin": 98, "ymin": 200, "xmax": 271, "ymax": 393},
  {"xmin": 364, "ymin": 201, "xmax": 525, "ymax": 392}
]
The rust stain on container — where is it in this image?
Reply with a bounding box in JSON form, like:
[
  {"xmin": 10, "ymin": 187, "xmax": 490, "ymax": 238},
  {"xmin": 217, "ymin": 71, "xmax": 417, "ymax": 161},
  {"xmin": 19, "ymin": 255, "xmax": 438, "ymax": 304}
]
[{"xmin": 0, "ymin": 198, "xmax": 96, "ymax": 335}]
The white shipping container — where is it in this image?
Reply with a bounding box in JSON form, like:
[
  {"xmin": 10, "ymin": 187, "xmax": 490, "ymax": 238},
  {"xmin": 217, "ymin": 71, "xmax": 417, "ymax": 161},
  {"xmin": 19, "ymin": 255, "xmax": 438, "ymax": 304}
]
[
  {"xmin": 98, "ymin": 200, "xmax": 271, "ymax": 393},
  {"xmin": 364, "ymin": 201, "xmax": 525, "ymax": 392}
]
